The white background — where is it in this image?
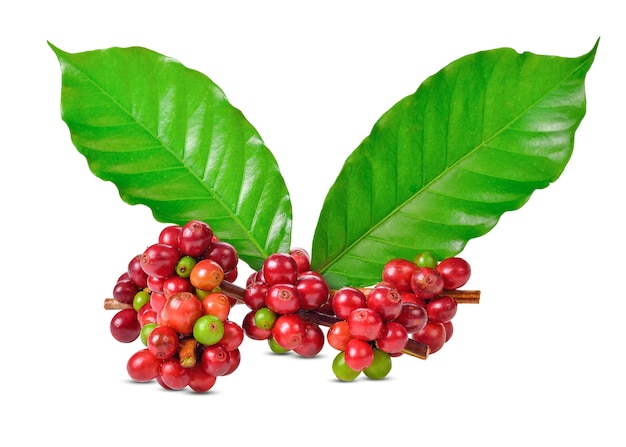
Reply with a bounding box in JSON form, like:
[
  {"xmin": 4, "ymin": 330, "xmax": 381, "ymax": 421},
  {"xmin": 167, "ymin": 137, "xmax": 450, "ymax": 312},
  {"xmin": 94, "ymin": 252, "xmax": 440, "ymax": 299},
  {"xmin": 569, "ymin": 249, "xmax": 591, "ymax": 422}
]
[{"xmin": 2, "ymin": 1, "xmax": 624, "ymax": 445}]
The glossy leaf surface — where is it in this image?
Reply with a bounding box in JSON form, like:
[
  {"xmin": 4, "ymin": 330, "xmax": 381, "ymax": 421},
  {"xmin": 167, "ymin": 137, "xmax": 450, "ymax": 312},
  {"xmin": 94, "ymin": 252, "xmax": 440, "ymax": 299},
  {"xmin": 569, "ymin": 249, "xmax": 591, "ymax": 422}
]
[
  {"xmin": 312, "ymin": 42, "xmax": 598, "ymax": 288},
  {"xmin": 50, "ymin": 43, "xmax": 292, "ymax": 270}
]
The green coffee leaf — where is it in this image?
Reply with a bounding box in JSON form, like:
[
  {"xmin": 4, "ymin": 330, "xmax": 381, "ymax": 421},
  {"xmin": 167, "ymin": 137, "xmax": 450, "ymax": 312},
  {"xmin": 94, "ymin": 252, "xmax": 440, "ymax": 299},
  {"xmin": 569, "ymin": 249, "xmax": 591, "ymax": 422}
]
[
  {"xmin": 50, "ymin": 43, "xmax": 292, "ymax": 271},
  {"xmin": 312, "ymin": 41, "xmax": 598, "ymax": 288}
]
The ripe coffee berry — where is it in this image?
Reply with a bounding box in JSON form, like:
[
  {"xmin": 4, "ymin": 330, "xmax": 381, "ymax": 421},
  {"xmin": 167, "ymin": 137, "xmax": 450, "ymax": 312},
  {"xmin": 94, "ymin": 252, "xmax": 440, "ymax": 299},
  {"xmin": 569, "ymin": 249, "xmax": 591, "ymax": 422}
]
[
  {"xmin": 296, "ymin": 274, "xmax": 330, "ymax": 311},
  {"xmin": 126, "ymin": 348, "xmax": 161, "ymax": 382},
  {"xmin": 110, "ymin": 308, "xmax": 141, "ymax": 343},
  {"xmin": 141, "ymin": 243, "xmax": 180, "ymax": 279},
  {"xmin": 395, "ymin": 302, "xmax": 428, "ymax": 334},
  {"xmin": 265, "ymin": 283, "xmax": 301, "ymax": 315},
  {"xmin": 188, "ymin": 364, "xmax": 218, "ymax": 393},
  {"xmin": 426, "ymin": 295, "xmax": 458, "ymax": 323},
  {"xmin": 293, "ymin": 322, "xmax": 325, "ymax": 357},
  {"xmin": 244, "ymin": 281, "xmax": 269, "ymax": 310},
  {"xmin": 412, "ymin": 321, "xmax": 447, "ymax": 354},
  {"xmin": 382, "ymin": 258, "xmax": 418, "ymax": 293},
  {"xmin": 220, "ymin": 320, "xmax": 245, "ymax": 351},
  {"xmin": 147, "ymin": 275, "xmax": 165, "ymax": 293},
  {"xmin": 411, "ymin": 267, "xmax": 444, "ymax": 299},
  {"xmin": 127, "ymin": 254, "xmax": 148, "ymax": 289},
  {"xmin": 147, "ymin": 325, "xmax": 180, "ymax": 359},
  {"xmin": 201, "ymin": 345, "xmax": 232, "ymax": 376},
  {"xmin": 158, "ymin": 225, "xmax": 182, "ymax": 247},
  {"xmin": 113, "ymin": 277, "xmax": 139, "ymax": 304},
  {"xmin": 366, "ymin": 284, "xmax": 402, "ymax": 321},
  {"xmin": 348, "ymin": 307, "xmax": 384, "ymax": 341},
  {"xmin": 344, "ymin": 338, "xmax": 375, "ymax": 371},
  {"xmin": 289, "ymin": 247, "xmax": 311, "ymax": 273},
  {"xmin": 271, "ymin": 313, "xmax": 307, "ymax": 350},
  {"xmin": 376, "ymin": 321, "xmax": 409, "ymax": 354},
  {"xmin": 205, "ymin": 241, "xmax": 239, "ymax": 274},
  {"xmin": 436, "ymin": 257, "xmax": 471, "ymax": 290},
  {"xmin": 263, "ymin": 252, "xmax": 299, "ymax": 285},
  {"xmin": 178, "ymin": 220, "xmax": 213, "ymax": 257},
  {"xmin": 332, "ymin": 287, "xmax": 367, "ymax": 320},
  {"xmin": 223, "ymin": 348, "xmax": 241, "ymax": 376},
  {"xmin": 162, "ymin": 276, "xmax": 194, "ymax": 299},
  {"xmin": 159, "ymin": 358, "xmax": 191, "ymax": 390},
  {"xmin": 158, "ymin": 291, "xmax": 203, "ymax": 335}
]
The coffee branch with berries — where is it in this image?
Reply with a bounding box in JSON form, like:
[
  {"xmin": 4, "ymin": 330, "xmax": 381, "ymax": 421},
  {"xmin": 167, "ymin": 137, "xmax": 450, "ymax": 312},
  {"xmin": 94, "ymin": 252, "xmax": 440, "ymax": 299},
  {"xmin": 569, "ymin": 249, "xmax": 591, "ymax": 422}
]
[
  {"xmin": 52, "ymin": 41, "xmax": 596, "ymax": 392},
  {"xmin": 107, "ymin": 220, "xmax": 479, "ymax": 390}
]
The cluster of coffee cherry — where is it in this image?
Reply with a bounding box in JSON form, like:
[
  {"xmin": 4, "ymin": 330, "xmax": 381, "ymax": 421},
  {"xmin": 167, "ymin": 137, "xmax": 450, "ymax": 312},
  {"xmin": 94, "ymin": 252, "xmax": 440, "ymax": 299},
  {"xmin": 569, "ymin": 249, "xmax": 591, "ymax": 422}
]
[
  {"xmin": 241, "ymin": 250, "xmax": 330, "ymax": 357},
  {"xmin": 326, "ymin": 253, "xmax": 472, "ymax": 381},
  {"xmin": 240, "ymin": 249, "xmax": 471, "ymax": 381},
  {"xmin": 108, "ymin": 220, "xmax": 244, "ymax": 392},
  {"xmin": 398, "ymin": 253, "xmax": 472, "ymax": 354},
  {"xmin": 107, "ymin": 219, "xmax": 475, "ymax": 389}
]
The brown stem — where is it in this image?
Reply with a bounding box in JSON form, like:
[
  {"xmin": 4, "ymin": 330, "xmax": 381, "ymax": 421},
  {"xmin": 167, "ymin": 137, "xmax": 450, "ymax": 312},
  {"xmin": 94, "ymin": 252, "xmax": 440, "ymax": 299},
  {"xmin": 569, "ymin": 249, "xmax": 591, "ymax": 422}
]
[
  {"xmin": 103, "ymin": 298, "xmax": 132, "ymax": 309},
  {"xmin": 104, "ymin": 280, "xmax": 480, "ymax": 361},
  {"xmin": 218, "ymin": 280, "xmax": 247, "ymax": 305},
  {"xmin": 441, "ymin": 289, "xmax": 480, "ymax": 304}
]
